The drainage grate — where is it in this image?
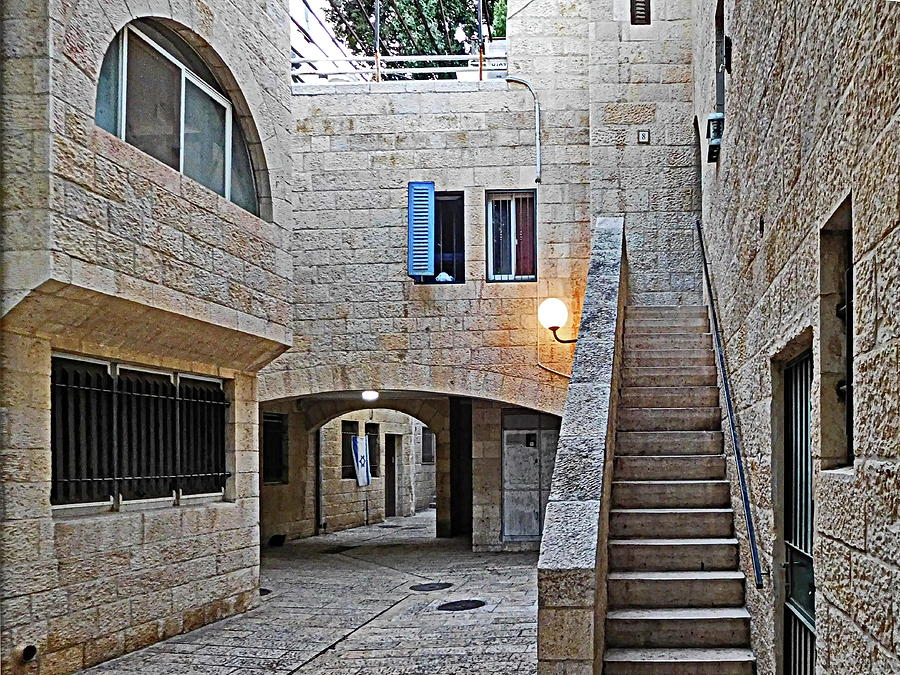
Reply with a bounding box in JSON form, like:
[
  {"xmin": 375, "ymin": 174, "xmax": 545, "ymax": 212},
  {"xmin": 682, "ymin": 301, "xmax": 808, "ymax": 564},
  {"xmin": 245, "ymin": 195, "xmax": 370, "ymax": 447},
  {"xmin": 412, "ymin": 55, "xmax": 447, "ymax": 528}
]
[
  {"xmin": 404, "ymin": 525, "xmax": 426, "ymax": 530},
  {"xmin": 259, "ymin": 588, "xmax": 272, "ymax": 596},
  {"xmin": 378, "ymin": 524, "xmax": 402, "ymax": 528},
  {"xmin": 410, "ymin": 582, "xmax": 453, "ymax": 592},
  {"xmin": 322, "ymin": 545, "xmax": 356, "ymax": 554},
  {"xmin": 436, "ymin": 599, "xmax": 485, "ymax": 612}
]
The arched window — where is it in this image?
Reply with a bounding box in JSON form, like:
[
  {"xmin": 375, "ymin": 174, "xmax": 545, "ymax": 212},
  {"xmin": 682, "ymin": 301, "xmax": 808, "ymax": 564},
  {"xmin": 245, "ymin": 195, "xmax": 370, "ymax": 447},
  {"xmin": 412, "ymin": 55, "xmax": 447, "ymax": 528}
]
[{"xmin": 95, "ymin": 19, "xmax": 259, "ymax": 216}]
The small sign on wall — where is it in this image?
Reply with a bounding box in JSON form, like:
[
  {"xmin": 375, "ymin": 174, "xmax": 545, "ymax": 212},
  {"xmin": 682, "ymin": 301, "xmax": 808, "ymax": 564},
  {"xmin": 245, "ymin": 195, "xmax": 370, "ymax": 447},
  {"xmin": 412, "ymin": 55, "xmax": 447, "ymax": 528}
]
[{"xmin": 637, "ymin": 130, "xmax": 650, "ymax": 144}]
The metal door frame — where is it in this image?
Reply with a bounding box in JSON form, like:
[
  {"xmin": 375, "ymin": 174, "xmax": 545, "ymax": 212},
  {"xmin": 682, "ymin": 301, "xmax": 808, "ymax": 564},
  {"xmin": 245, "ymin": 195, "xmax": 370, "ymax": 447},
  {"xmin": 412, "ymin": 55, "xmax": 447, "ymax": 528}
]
[{"xmin": 782, "ymin": 350, "xmax": 816, "ymax": 674}]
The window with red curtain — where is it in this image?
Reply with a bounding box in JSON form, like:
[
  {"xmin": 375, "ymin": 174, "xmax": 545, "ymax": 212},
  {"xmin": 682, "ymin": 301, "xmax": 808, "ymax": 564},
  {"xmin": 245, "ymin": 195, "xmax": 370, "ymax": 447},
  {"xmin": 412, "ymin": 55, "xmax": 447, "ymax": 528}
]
[{"xmin": 486, "ymin": 191, "xmax": 537, "ymax": 282}]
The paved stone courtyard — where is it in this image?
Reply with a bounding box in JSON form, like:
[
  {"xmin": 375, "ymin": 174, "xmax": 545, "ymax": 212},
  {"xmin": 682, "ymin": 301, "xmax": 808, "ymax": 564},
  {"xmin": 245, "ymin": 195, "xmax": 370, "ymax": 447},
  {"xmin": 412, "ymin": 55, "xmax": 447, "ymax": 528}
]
[{"xmin": 83, "ymin": 511, "xmax": 538, "ymax": 674}]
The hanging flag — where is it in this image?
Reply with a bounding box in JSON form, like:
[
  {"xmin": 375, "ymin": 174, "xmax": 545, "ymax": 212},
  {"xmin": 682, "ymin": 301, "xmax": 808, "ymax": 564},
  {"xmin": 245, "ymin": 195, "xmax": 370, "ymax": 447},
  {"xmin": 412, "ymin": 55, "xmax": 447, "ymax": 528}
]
[{"xmin": 352, "ymin": 436, "xmax": 371, "ymax": 487}]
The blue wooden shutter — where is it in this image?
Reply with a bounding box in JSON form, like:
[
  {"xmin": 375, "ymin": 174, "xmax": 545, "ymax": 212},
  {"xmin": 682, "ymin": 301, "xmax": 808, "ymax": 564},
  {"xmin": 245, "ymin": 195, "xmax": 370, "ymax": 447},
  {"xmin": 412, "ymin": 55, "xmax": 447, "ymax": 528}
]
[{"xmin": 407, "ymin": 181, "xmax": 435, "ymax": 277}]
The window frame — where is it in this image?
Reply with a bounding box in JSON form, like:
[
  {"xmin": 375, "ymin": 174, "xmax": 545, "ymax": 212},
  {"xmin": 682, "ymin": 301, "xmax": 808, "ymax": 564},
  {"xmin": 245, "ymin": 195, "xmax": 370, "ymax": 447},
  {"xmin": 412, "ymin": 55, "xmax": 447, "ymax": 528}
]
[
  {"xmin": 485, "ymin": 189, "xmax": 538, "ymax": 283},
  {"xmin": 49, "ymin": 353, "xmax": 229, "ymax": 510},
  {"xmin": 416, "ymin": 191, "xmax": 466, "ymax": 285},
  {"xmin": 365, "ymin": 422, "xmax": 381, "ymax": 477},
  {"xmin": 421, "ymin": 428, "xmax": 436, "ymax": 465},
  {"xmin": 341, "ymin": 420, "xmax": 359, "ymax": 480},
  {"xmin": 262, "ymin": 412, "xmax": 289, "ymax": 485},
  {"xmin": 107, "ymin": 25, "xmax": 236, "ymax": 200}
]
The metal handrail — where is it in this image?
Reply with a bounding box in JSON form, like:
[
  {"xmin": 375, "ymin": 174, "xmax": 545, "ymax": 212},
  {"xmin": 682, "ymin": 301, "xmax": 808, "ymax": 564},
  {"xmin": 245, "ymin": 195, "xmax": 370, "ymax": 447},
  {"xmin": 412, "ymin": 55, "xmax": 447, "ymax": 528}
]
[
  {"xmin": 696, "ymin": 219, "xmax": 764, "ymax": 589},
  {"xmin": 291, "ymin": 54, "xmax": 508, "ymax": 82}
]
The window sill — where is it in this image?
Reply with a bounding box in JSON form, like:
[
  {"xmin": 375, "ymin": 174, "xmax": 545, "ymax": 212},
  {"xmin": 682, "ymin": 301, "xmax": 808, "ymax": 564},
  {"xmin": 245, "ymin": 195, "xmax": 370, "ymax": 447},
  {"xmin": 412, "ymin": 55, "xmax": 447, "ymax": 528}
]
[{"xmin": 51, "ymin": 492, "xmax": 226, "ymax": 518}]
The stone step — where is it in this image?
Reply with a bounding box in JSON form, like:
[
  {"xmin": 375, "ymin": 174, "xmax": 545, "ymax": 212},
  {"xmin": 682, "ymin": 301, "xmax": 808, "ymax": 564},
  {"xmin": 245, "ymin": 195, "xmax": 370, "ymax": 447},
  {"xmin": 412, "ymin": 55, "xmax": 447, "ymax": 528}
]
[
  {"xmin": 612, "ymin": 480, "xmax": 731, "ymax": 509},
  {"xmin": 608, "ymin": 537, "xmax": 740, "ymax": 571},
  {"xmin": 614, "ymin": 455, "xmax": 726, "ymax": 481},
  {"xmin": 617, "ymin": 431, "xmax": 724, "ymax": 456},
  {"xmin": 626, "ymin": 306, "xmax": 709, "ymax": 319},
  {"xmin": 626, "ymin": 333, "xmax": 713, "ymax": 350},
  {"xmin": 618, "ymin": 407, "xmax": 722, "ymax": 432},
  {"xmin": 608, "ymin": 570, "xmax": 745, "ymax": 608},
  {"xmin": 609, "ymin": 508, "xmax": 734, "ymax": 538},
  {"xmin": 626, "ymin": 350, "xmax": 715, "ymax": 368},
  {"xmin": 621, "ymin": 386, "xmax": 719, "ymax": 408},
  {"xmin": 625, "ymin": 317, "xmax": 710, "ymax": 332},
  {"xmin": 624, "ymin": 366, "xmax": 718, "ymax": 387},
  {"xmin": 604, "ymin": 647, "xmax": 755, "ymax": 674},
  {"xmin": 605, "ymin": 607, "xmax": 751, "ymax": 648}
]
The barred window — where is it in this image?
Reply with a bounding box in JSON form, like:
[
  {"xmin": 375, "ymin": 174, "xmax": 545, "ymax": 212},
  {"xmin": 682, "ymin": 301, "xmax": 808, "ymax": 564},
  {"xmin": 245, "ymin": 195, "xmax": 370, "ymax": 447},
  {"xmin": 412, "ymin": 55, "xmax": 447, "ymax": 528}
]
[
  {"xmin": 50, "ymin": 356, "xmax": 228, "ymax": 506},
  {"xmin": 366, "ymin": 423, "xmax": 380, "ymax": 477},
  {"xmin": 421, "ymin": 429, "xmax": 436, "ymax": 464},
  {"xmin": 341, "ymin": 421, "xmax": 358, "ymax": 479}
]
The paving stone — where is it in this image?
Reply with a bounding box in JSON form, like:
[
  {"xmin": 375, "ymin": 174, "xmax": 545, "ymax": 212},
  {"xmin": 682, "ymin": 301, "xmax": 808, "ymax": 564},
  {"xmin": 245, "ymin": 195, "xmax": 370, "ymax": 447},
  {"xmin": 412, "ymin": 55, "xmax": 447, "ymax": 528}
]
[{"xmin": 83, "ymin": 511, "xmax": 538, "ymax": 674}]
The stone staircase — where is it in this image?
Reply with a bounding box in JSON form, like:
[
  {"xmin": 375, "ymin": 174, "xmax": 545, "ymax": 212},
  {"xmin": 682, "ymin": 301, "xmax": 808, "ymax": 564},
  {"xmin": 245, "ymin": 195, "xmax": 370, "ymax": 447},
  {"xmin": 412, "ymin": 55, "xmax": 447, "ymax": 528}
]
[{"xmin": 603, "ymin": 306, "xmax": 756, "ymax": 674}]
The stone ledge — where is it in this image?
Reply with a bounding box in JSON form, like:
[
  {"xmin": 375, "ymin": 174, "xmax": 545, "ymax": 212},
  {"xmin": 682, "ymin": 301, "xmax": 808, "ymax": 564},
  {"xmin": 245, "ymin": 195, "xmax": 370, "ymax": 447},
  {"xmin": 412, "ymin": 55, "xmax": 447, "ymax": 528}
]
[{"xmin": 537, "ymin": 216, "xmax": 626, "ymax": 669}]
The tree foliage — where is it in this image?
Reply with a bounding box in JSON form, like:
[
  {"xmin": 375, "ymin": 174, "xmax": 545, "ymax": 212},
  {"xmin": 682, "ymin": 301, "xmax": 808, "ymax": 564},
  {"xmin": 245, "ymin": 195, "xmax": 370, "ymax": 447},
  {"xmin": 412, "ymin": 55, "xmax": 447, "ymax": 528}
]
[{"xmin": 324, "ymin": 0, "xmax": 506, "ymax": 58}]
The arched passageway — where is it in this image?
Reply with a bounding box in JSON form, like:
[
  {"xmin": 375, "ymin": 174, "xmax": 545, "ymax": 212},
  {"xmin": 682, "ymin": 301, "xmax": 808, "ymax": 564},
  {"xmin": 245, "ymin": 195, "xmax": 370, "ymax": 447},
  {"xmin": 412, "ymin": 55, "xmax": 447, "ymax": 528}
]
[{"xmin": 258, "ymin": 390, "xmax": 561, "ymax": 552}]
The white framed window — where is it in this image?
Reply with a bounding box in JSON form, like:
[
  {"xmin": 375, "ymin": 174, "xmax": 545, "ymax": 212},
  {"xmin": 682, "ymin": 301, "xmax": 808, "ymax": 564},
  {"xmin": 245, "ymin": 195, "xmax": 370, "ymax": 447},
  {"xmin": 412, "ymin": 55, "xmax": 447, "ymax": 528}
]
[
  {"xmin": 96, "ymin": 20, "xmax": 259, "ymax": 215},
  {"xmin": 486, "ymin": 190, "xmax": 537, "ymax": 282}
]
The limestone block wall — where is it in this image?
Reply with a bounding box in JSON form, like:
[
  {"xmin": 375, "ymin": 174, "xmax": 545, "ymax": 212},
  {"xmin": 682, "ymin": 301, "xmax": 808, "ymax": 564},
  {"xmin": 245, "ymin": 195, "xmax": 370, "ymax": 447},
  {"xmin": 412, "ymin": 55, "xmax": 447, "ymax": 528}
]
[
  {"xmin": 317, "ymin": 410, "xmax": 425, "ymax": 533},
  {"xmin": 588, "ymin": 0, "xmax": 703, "ymax": 304},
  {"xmin": 2, "ymin": 0, "xmax": 293, "ymax": 346},
  {"xmin": 260, "ymin": 77, "xmax": 590, "ymax": 415},
  {"xmin": 259, "ymin": 396, "xmax": 452, "ymax": 542},
  {"xmin": 0, "ymin": 328, "xmax": 263, "ymax": 674},
  {"xmin": 692, "ymin": 0, "xmax": 899, "ymax": 671}
]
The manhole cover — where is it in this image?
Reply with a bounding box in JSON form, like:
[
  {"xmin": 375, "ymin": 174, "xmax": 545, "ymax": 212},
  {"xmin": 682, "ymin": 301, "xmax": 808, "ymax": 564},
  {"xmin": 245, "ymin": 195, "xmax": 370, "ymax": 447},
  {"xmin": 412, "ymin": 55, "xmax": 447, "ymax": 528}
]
[
  {"xmin": 378, "ymin": 524, "xmax": 402, "ymax": 528},
  {"xmin": 259, "ymin": 588, "xmax": 272, "ymax": 596},
  {"xmin": 410, "ymin": 582, "xmax": 453, "ymax": 592},
  {"xmin": 323, "ymin": 545, "xmax": 356, "ymax": 554},
  {"xmin": 437, "ymin": 599, "xmax": 485, "ymax": 612}
]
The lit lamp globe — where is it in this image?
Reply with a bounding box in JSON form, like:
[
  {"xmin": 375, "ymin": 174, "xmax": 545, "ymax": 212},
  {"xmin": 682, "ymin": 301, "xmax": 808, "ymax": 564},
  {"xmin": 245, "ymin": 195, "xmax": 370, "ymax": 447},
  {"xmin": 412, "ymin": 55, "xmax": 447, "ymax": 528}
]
[
  {"xmin": 361, "ymin": 390, "xmax": 379, "ymax": 402},
  {"xmin": 538, "ymin": 298, "xmax": 569, "ymax": 331}
]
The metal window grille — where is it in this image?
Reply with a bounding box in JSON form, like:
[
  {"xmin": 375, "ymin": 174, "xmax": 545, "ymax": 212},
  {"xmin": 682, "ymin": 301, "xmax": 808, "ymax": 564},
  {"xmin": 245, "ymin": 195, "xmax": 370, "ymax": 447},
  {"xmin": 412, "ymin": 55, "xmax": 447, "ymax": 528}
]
[
  {"xmin": 486, "ymin": 191, "xmax": 537, "ymax": 282},
  {"xmin": 341, "ymin": 421, "xmax": 358, "ymax": 479},
  {"xmin": 51, "ymin": 357, "xmax": 228, "ymax": 506},
  {"xmin": 631, "ymin": 0, "xmax": 651, "ymax": 25},
  {"xmin": 422, "ymin": 429, "xmax": 436, "ymax": 464},
  {"xmin": 784, "ymin": 351, "xmax": 816, "ymax": 673},
  {"xmin": 366, "ymin": 423, "xmax": 380, "ymax": 478}
]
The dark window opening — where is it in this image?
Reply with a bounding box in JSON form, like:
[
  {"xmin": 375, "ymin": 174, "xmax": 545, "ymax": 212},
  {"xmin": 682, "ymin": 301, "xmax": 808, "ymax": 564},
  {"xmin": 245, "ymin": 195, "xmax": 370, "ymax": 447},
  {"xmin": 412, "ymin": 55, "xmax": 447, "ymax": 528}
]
[
  {"xmin": 262, "ymin": 413, "xmax": 289, "ymax": 484},
  {"xmin": 631, "ymin": 0, "xmax": 651, "ymax": 25},
  {"xmin": 422, "ymin": 429, "xmax": 436, "ymax": 464},
  {"xmin": 486, "ymin": 191, "xmax": 537, "ymax": 282},
  {"xmin": 51, "ymin": 357, "xmax": 227, "ymax": 506},
  {"xmin": 419, "ymin": 191, "xmax": 465, "ymax": 284},
  {"xmin": 366, "ymin": 422, "xmax": 381, "ymax": 477},
  {"xmin": 341, "ymin": 420, "xmax": 358, "ymax": 479},
  {"xmin": 715, "ymin": 0, "xmax": 726, "ymax": 113}
]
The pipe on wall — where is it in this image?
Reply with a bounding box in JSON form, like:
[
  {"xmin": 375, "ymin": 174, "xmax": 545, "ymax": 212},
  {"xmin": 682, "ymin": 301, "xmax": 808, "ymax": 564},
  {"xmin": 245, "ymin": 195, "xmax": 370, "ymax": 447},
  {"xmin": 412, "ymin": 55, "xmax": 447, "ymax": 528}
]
[{"xmin": 505, "ymin": 76, "xmax": 542, "ymax": 184}]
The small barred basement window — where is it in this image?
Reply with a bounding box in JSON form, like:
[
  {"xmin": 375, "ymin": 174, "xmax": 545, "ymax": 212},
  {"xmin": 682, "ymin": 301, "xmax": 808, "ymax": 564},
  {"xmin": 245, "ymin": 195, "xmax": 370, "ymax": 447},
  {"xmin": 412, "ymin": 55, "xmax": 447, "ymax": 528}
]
[
  {"xmin": 631, "ymin": 0, "xmax": 651, "ymax": 25},
  {"xmin": 50, "ymin": 356, "xmax": 228, "ymax": 506}
]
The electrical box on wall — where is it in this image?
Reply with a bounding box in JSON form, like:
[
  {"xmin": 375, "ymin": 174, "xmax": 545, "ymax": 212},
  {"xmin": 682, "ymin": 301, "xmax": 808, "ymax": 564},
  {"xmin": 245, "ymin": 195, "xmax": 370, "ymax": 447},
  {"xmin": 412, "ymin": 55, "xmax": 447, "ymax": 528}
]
[{"xmin": 706, "ymin": 112, "xmax": 725, "ymax": 162}]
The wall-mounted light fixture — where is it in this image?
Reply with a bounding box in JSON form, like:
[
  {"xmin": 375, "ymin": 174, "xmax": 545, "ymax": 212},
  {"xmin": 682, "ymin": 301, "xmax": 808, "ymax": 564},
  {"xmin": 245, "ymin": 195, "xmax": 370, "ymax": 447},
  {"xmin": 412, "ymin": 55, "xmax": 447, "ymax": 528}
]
[
  {"xmin": 362, "ymin": 390, "xmax": 380, "ymax": 402},
  {"xmin": 538, "ymin": 298, "xmax": 577, "ymax": 344}
]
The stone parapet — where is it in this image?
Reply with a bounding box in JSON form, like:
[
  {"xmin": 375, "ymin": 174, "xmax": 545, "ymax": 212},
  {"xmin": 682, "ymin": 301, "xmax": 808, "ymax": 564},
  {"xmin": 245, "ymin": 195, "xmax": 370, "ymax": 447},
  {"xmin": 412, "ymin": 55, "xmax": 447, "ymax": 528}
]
[{"xmin": 537, "ymin": 216, "xmax": 626, "ymax": 672}]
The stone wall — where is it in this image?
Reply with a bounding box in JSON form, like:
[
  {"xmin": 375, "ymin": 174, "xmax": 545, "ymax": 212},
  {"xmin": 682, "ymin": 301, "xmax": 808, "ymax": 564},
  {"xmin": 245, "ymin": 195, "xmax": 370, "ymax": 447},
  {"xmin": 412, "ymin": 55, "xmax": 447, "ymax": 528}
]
[
  {"xmin": 693, "ymin": 0, "xmax": 899, "ymax": 672},
  {"xmin": 589, "ymin": 0, "xmax": 702, "ymax": 304},
  {"xmin": 0, "ymin": 328, "xmax": 264, "ymax": 674},
  {"xmin": 2, "ymin": 0, "xmax": 293, "ymax": 345},
  {"xmin": 260, "ymin": 77, "xmax": 591, "ymax": 415},
  {"xmin": 413, "ymin": 424, "xmax": 437, "ymax": 511},
  {"xmin": 1, "ymin": 0, "xmax": 294, "ymax": 672},
  {"xmin": 536, "ymin": 217, "xmax": 626, "ymax": 672},
  {"xmin": 317, "ymin": 410, "xmax": 426, "ymax": 533}
]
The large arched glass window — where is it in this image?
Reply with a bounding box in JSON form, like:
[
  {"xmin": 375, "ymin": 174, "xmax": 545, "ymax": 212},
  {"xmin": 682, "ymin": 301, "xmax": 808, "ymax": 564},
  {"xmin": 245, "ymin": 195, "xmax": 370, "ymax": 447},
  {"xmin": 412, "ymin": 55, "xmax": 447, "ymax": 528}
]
[{"xmin": 96, "ymin": 19, "xmax": 259, "ymax": 215}]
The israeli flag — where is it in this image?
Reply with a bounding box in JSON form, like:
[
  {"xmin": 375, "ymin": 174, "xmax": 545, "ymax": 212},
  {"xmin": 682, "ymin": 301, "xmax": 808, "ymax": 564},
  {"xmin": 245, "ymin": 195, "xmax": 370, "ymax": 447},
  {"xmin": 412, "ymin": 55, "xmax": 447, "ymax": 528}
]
[{"xmin": 352, "ymin": 436, "xmax": 371, "ymax": 487}]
